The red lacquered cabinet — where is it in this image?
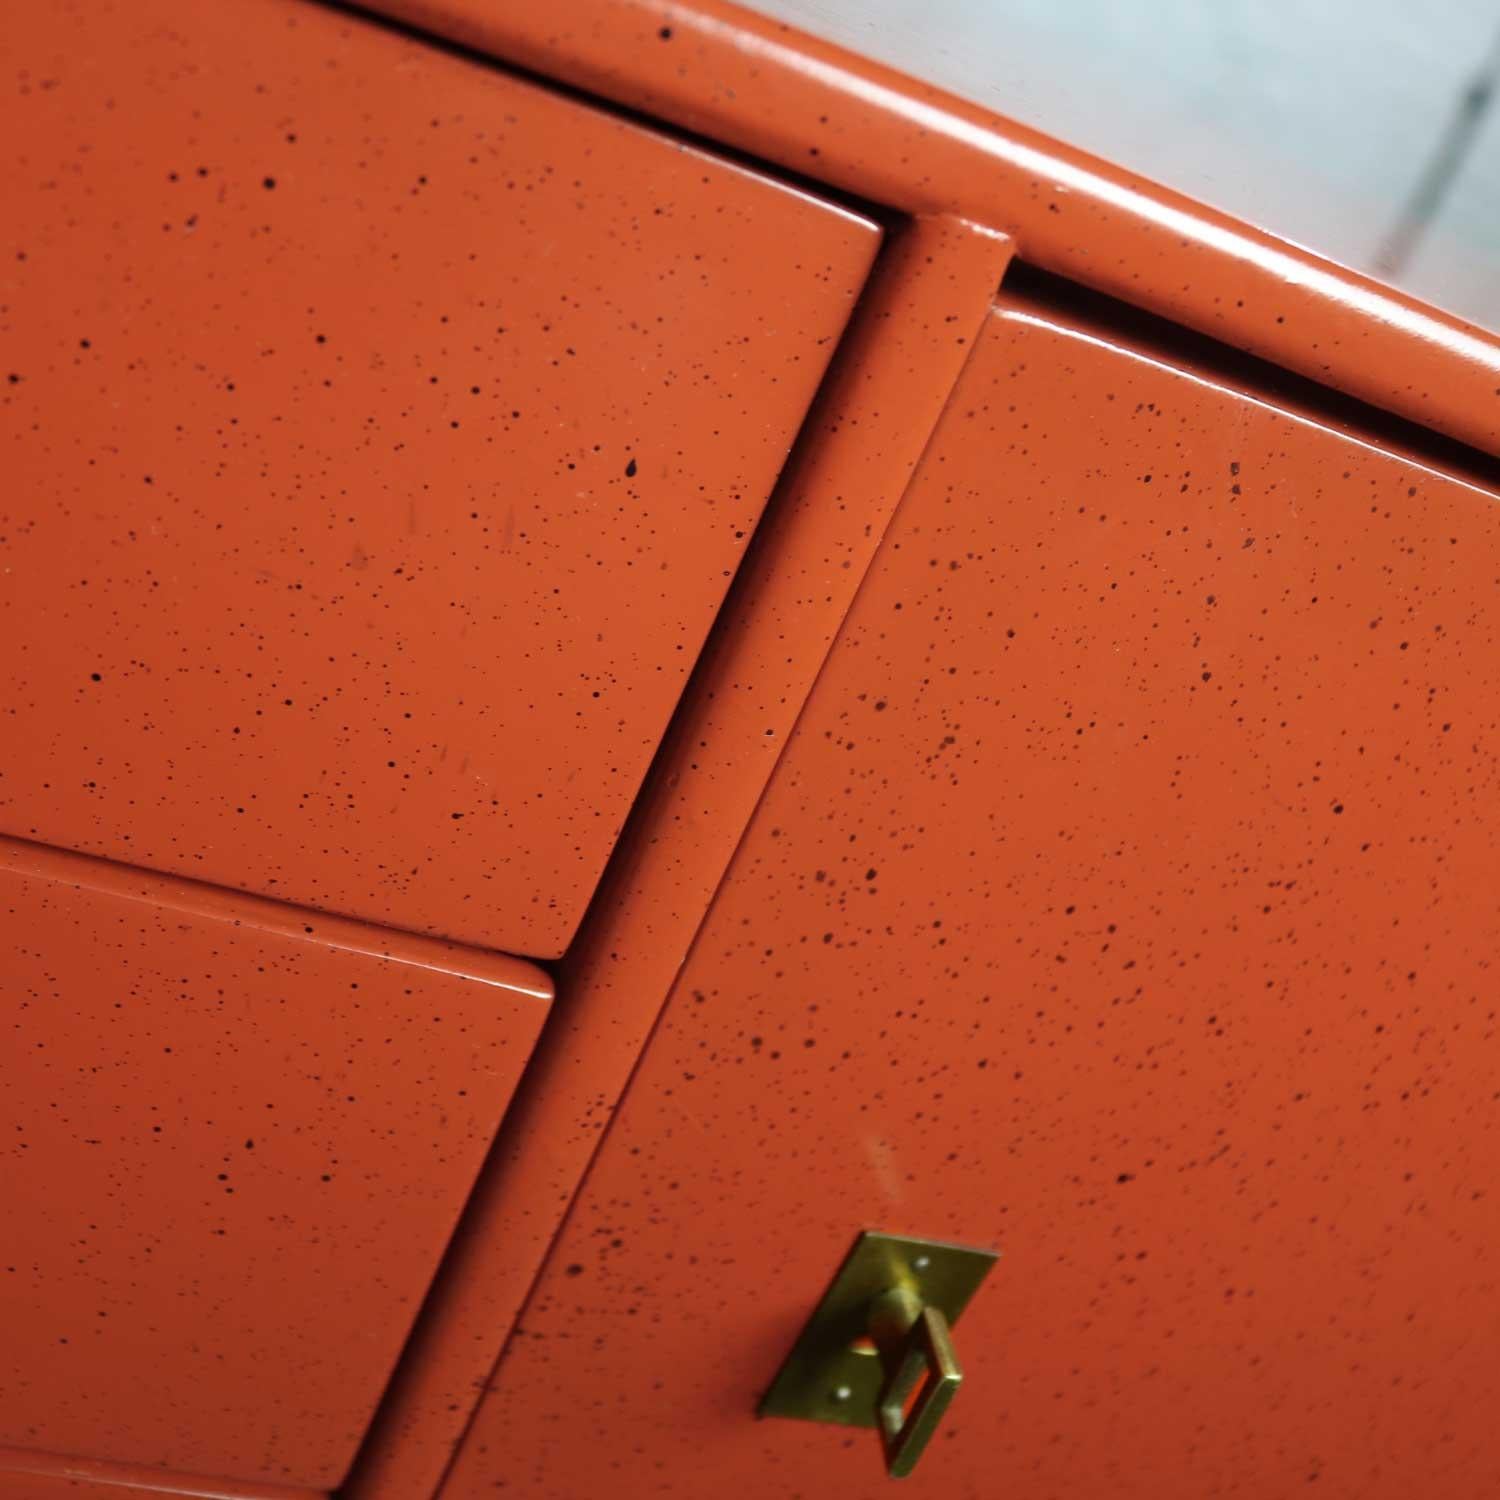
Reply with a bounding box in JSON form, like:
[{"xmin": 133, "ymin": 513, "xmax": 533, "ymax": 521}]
[{"xmin": 3, "ymin": 1, "xmax": 1500, "ymax": 1498}]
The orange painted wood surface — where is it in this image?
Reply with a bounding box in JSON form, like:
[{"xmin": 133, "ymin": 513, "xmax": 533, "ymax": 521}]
[
  {"xmin": 0, "ymin": 839, "xmax": 550, "ymax": 1490},
  {"xmin": 440, "ymin": 288, "xmax": 1500, "ymax": 1499},
  {"xmin": 0, "ymin": 0, "xmax": 879, "ymax": 959},
  {"xmin": 0, "ymin": 1445, "xmax": 321, "ymax": 1500},
  {"xmin": 6, "ymin": 1, "xmax": 1499, "ymax": 1497},
  {"xmin": 343, "ymin": 214, "xmax": 1015, "ymax": 1500}
]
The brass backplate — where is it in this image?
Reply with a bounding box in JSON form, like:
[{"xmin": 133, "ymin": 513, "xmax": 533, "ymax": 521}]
[{"xmin": 758, "ymin": 1231, "xmax": 999, "ymax": 1429}]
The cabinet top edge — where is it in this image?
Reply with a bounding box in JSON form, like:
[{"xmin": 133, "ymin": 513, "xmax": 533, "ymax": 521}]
[{"xmin": 353, "ymin": 0, "xmax": 1500, "ymax": 459}]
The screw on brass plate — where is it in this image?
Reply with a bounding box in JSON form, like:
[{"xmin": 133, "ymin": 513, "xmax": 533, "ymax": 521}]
[{"xmin": 758, "ymin": 1231, "xmax": 999, "ymax": 1479}]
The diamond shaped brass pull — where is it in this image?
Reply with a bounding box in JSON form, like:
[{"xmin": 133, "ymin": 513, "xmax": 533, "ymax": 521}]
[{"xmin": 759, "ymin": 1231, "xmax": 998, "ymax": 1479}]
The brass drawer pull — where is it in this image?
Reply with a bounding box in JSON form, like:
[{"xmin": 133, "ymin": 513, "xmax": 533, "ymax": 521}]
[
  {"xmin": 871, "ymin": 1292, "xmax": 963, "ymax": 1476},
  {"xmin": 759, "ymin": 1231, "xmax": 998, "ymax": 1479}
]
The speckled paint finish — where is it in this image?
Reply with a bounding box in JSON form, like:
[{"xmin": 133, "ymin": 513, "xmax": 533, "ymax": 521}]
[
  {"xmin": 0, "ymin": 1446, "xmax": 320, "ymax": 1500},
  {"xmin": 344, "ymin": 214, "xmax": 1013, "ymax": 1500},
  {"xmin": 0, "ymin": 837, "xmax": 551, "ymax": 1491},
  {"xmin": 365, "ymin": 0, "xmax": 1500, "ymax": 457},
  {"xmin": 439, "ymin": 293, "xmax": 1500, "ymax": 1499},
  {"xmin": 0, "ymin": 0, "xmax": 879, "ymax": 958}
]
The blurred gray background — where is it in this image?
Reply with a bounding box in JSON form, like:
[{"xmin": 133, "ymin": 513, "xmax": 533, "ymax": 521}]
[{"xmin": 753, "ymin": 0, "xmax": 1500, "ymax": 332}]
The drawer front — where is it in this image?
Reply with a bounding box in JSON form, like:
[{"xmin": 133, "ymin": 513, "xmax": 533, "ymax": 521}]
[
  {"xmin": 0, "ymin": 0, "xmax": 880, "ymax": 958},
  {"xmin": 437, "ymin": 294, "xmax": 1500, "ymax": 1497},
  {"xmin": 0, "ymin": 840, "xmax": 550, "ymax": 1490}
]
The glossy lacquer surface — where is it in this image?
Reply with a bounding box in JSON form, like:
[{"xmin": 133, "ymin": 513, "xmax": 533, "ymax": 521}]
[
  {"xmin": 442, "ymin": 298, "xmax": 1500, "ymax": 1499},
  {"xmin": 344, "ymin": 215, "xmax": 1014, "ymax": 1500},
  {"xmin": 0, "ymin": 0, "xmax": 879, "ymax": 958},
  {"xmin": 0, "ymin": 838, "xmax": 551, "ymax": 1491}
]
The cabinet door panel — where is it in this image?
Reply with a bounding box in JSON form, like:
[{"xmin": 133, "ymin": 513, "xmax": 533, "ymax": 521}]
[
  {"xmin": 0, "ymin": 841, "xmax": 550, "ymax": 1490},
  {"xmin": 439, "ymin": 295, "xmax": 1500, "ymax": 1498},
  {"xmin": 0, "ymin": 0, "xmax": 879, "ymax": 958}
]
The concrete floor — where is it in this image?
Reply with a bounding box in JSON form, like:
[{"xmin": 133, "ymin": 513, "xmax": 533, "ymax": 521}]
[{"xmin": 753, "ymin": 0, "xmax": 1500, "ymax": 334}]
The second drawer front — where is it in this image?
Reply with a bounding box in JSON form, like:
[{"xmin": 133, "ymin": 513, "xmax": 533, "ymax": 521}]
[{"xmin": 0, "ymin": 838, "xmax": 551, "ymax": 1490}]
